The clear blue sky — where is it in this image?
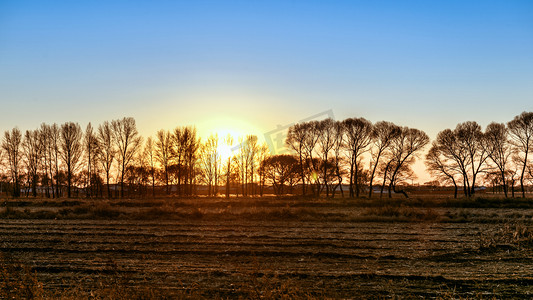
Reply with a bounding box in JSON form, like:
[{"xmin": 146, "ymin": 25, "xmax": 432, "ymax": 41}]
[{"xmin": 1, "ymin": 0, "xmax": 532, "ymax": 142}]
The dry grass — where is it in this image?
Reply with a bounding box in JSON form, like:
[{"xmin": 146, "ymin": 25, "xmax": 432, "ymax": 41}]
[
  {"xmin": 361, "ymin": 205, "xmax": 441, "ymax": 222},
  {"xmin": 1, "ymin": 252, "xmax": 325, "ymax": 300},
  {"xmin": 478, "ymin": 223, "xmax": 533, "ymax": 250},
  {"xmin": 2, "ymin": 196, "xmax": 533, "ymax": 224}
]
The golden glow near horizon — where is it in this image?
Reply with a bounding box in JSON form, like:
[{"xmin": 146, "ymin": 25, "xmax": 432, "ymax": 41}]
[{"xmin": 197, "ymin": 116, "xmax": 266, "ymax": 162}]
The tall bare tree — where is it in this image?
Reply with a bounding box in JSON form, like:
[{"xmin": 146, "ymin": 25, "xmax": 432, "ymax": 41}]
[
  {"xmin": 144, "ymin": 136, "xmax": 157, "ymax": 198},
  {"xmin": 485, "ymin": 122, "xmax": 512, "ymax": 197},
  {"xmin": 343, "ymin": 117, "xmax": 373, "ymax": 198},
  {"xmin": 302, "ymin": 122, "xmax": 320, "ymax": 196},
  {"xmin": 112, "ymin": 117, "xmax": 142, "ymax": 198},
  {"xmin": 245, "ymin": 135, "xmax": 259, "ymax": 196},
  {"xmin": 387, "ymin": 127, "xmax": 429, "ymax": 198},
  {"xmin": 456, "ymin": 121, "xmax": 490, "ymax": 196},
  {"xmin": 507, "ymin": 111, "xmax": 533, "ymax": 197},
  {"xmin": 49, "ymin": 124, "xmax": 62, "ymax": 197},
  {"xmin": 286, "ymin": 123, "xmax": 309, "ymax": 196},
  {"xmin": 223, "ymin": 134, "xmax": 234, "ymax": 198},
  {"xmin": 39, "ymin": 124, "xmax": 53, "ymax": 197},
  {"xmin": 60, "ymin": 122, "xmax": 83, "ymax": 198},
  {"xmin": 22, "ymin": 129, "xmax": 42, "ymax": 197},
  {"xmin": 425, "ymin": 143, "xmax": 461, "ymax": 198},
  {"xmin": 316, "ymin": 119, "xmax": 336, "ymax": 197},
  {"xmin": 368, "ymin": 121, "xmax": 400, "ymax": 198},
  {"xmin": 155, "ymin": 129, "xmax": 173, "ymax": 195},
  {"xmin": 199, "ymin": 134, "xmax": 219, "ymax": 196},
  {"xmin": 183, "ymin": 126, "xmax": 200, "ymax": 196},
  {"xmin": 97, "ymin": 121, "xmax": 116, "ymax": 198},
  {"xmin": 256, "ymin": 143, "xmax": 270, "ymax": 196},
  {"xmin": 331, "ymin": 121, "xmax": 345, "ymax": 197},
  {"xmin": 84, "ymin": 123, "xmax": 99, "ymax": 197},
  {"xmin": 2, "ymin": 128, "xmax": 23, "ymax": 197}
]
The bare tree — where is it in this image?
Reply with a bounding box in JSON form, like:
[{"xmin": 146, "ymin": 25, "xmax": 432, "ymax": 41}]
[
  {"xmin": 245, "ymin": 135, "xmax": 259, "ymax": 196},
  {"xmin": 155, "ymin": 129, "xmax": 173, "ymax": 195},
  {"xmin": 485, "ymin": 122, "xmax": 512, "ymax": 197},
  {"xmin": 2, "ymin": 128, "xmax": 23, "ymax": 197},
  {"xmin": 144, "ymin": 137, "xmax": 157, "ymax": 198},
  {"xmin": 256, "ymin": 143, "xmax": 270, "ymax": 197},
  {"xmin": 199, "ymin": 134, "xmax": 219, "ymax": 196},
  {"xmin": 112, "ymin": 117, "xmax": 142, "ymax": 198},
  {"xmin": 261, "ymin": 154, "xmax": 299, "ymax": 196},
  {"xmin": 39, "ymin": 124, "xmax": 53, "ymax": 198},
  {"xmin": 368, "ymin": 121, "xmax": 400, "ymax": 198},
  {"xmin": 387, "ymin": 127, "xmax": 429, "ymax": 198},
  {"xmin": 456, "ymin": 121, "xmax": 490, "ymax": 196},
  {"xmin": 425, "ymin": 143, "xmax": 461, "ymax": 198},
  {"xmin": 84, "ymin": 123, "xmax": 99, "ymax": 197},
  {"xmin": 302, "ymin": 122, "xmax": 320, "ymax": 196},
  {"xmin": 22, "ymin": 129, "xmax": 42, "ymax": 197},
  {"xmin": 316, "ymin": 119, "xmax": 336, "ymax": 197},
  {"xmin": 223, "ymin": 134, "xmax": 234, "ymax": 198},
  {"xmin": 172, "ymin": 127, "xmax": 186, "ymax": 196},
  {"xmin": 60, "ymin": 122, "xmax": 83, "ymax": 198},
  {"xmin": 507, "ymin": 111, "xmax": 533, "ymax": 197},
  {"xmin": 97, "ymin": 121, "xmax": 116, "ymax": 198},
  {"xmin": 343, "ymin": 117, "xmax": 373, "ymax": 198},
  {"xmin": 331, "ymin": 121, "xmax": 346, "ymax": 197},
  {"xmin": 49, "ymin": 124, "xmax": 62, "ymax": 197},
  {"xmin": 183, "ymin": 126, "xmax": 200, "ymax": 196},
  {"xmin": 286, "ymin": 123, "xmax": 309, "ymax": 195}
]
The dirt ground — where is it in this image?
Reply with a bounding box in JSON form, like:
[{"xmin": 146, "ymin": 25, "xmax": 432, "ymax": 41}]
[{"xmin": 1, "ymin": 197, "xmax": 532, "ymax": 298}]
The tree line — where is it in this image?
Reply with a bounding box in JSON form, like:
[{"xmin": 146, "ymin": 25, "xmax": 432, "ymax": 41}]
[{"xmin": 1, "ymin": 113, "xmax": 532, "ymax": 199}]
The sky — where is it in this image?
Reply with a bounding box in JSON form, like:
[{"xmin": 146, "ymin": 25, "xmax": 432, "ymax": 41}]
[{"xmin": 1, "ymin": 0, "xmax": 532, "ymax": 182}]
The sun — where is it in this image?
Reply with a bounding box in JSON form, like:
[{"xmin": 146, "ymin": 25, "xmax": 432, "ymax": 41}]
[{"xmin": 197, "ymin": 117, "xmax": 264, "ymax": 161}]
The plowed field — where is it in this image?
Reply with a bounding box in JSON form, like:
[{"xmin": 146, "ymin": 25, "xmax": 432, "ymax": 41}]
[{"xmin": 1, "ymin": 197, "xmax": 532, "ymax": 298}]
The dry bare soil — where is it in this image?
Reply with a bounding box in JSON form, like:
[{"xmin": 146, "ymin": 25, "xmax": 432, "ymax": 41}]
[{"xmin": 1, "ymin": 196, "xmax": 533, "ymax": 298}]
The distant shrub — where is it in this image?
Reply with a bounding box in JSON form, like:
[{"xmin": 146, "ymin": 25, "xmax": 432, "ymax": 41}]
[{"xmin": 90, "ymin": 202, "xmax": 121, "ymax": 219}]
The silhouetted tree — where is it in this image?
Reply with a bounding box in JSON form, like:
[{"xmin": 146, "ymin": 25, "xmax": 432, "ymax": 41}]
[
  {"xmin": 112, "ymin": 117, "xmax": 142, "ymax": 198},
  {"xmin": 144, "ymin": 137, "xmax": 156, "ymax": 198},
  {"xmin": 155, "ymin": 129, "xmax": 173, "ymax": 195},
  {"xmin": 485, "ymin": 122, "xmax": 512, "ymax": 197},
  {"xmin": 256, "ymin": 143, "xmax": 270, "ymax": 196},
  {"xmin": 22, "ymin": 129, "xmax": 42, "ymax": 197},
  {"xmin": 244, "ymin": 135, "xmax": 259, "ymax": 196},
  {"xmin": 331, "ymin": 121, "xmax": 346, "ymax": 198},
  {"xmin": 507, "ymin": 111, "xmax": 533, "ymax": 198},
  {"xmin": 49, "ymin": 124, "xmax": 62, "ymax": 197},
  {"xmin": 223, "ymin": 134, "xmax": 234, "ymax": 198},
  {"xmin": 368, "ymin": 121, "xmax": 400, "ymax": 198},
  {"xmin": 457, "ymin": 121, "xmax": 490, "ymax": 196},
  {"xmin": 286, "ymin": 123, "xmax": 309, "ymax": 195},
  {"xmin": 172, "ymin": 127, "xmax": 187, "ymax": 196},
  {"xmin": 343, "ymin": 117, "xmax": 373, "ymax": 198},
  {"xmin": 316, "ymin": 119, "xmax": 336, "ymax": 197},
  {"xmin": 84, "ymin": 123, "xmax": 99, "ymax": 197},
  {"xmin": 60, "ymin": 122, "xmax": 83, "ymax": 198},
  {"xmin": 302, "ymin": 121, "xmax": 320, "ymax": 196},
  {"xmin": 199, "ymin": 134, "xmax": 219, "ymax": 196},
  {"xmin": 425, "ymin": 144, "xmax": 460, "ymax": 198},
  {"xmin": 386, "ymin": 127, "xmax": 429, "ymax": 198},
  {"xmin": 2, "ymin": 128, "xmax": 23, "ymax": 197},
  {"xmin": 262, "ymin": 154, "xmax": 299, "ymax": 196},
  {"xmin": 183, "ymin": 126, "xmax": 200, "ymax": 196},
  {"xmin": 97, "ymin": 121, "xmax": 115, "ymax": 198}
]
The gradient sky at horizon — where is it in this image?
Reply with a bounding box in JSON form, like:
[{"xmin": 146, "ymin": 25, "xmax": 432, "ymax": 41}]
[{"xmin": 1, "ymin": 1, "xmax": 532, "ymax": 181}]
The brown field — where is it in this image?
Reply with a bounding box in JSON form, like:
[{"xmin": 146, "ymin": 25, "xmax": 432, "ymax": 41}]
[{"xmin": 1, "ymin": 196, "xmax": 533, "ymax": 299}]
